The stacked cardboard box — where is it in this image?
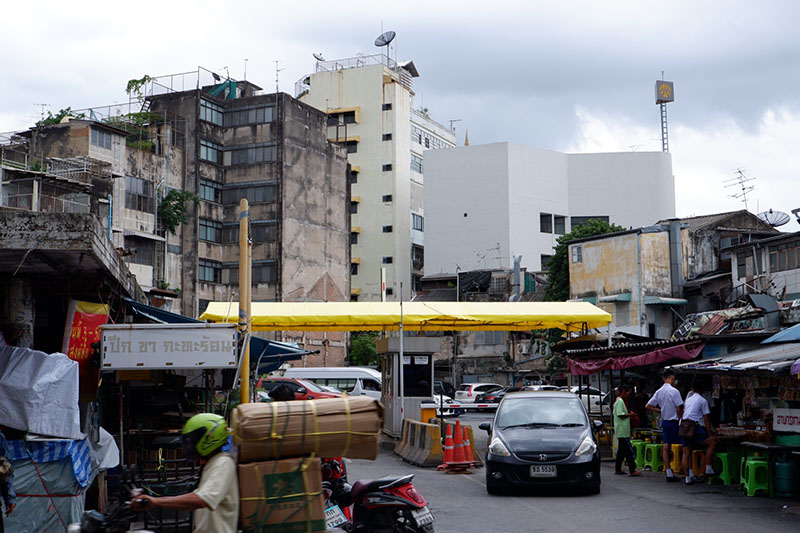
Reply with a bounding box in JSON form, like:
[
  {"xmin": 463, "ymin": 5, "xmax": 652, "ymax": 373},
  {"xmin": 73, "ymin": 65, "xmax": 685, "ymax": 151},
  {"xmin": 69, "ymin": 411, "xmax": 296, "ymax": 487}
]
[{"xmin": 233, "ymin": 397, "xmax": 384, "ymax": 532}]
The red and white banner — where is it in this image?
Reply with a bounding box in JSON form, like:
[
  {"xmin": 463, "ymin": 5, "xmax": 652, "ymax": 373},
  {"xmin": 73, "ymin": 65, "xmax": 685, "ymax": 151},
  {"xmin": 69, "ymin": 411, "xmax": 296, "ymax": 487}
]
[
  {"xmin": 774, "ymin": 408, "xmax": 800, "ymax": 433},
  {"xmin": 62, "ymin": 300, "xmax": 109, "ymax": 397}
]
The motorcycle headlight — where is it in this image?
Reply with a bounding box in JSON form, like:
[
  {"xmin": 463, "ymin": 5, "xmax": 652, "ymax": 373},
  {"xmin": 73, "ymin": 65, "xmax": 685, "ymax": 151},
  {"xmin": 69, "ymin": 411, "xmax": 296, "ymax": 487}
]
[
  {"xmin": 574, "ymin": 435, "xmax": 596, "ymax": 457},
  {"xmin": 489, "ymin": 437, "xmax": 511, "ymax": 457}
]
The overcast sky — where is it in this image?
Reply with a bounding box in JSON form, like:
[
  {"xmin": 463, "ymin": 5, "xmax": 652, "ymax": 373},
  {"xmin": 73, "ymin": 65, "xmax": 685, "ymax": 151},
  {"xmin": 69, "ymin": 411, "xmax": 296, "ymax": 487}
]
[{"xmin": 2, "ymin": 1, "xmax": 798, "ymax": 226}]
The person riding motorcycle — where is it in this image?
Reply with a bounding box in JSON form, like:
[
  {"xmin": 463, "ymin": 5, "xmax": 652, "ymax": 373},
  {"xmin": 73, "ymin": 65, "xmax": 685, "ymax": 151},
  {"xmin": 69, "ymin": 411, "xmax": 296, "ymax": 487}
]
[{"xmin": 131, "ymin": 414, "xmax": 239, "ymax": 533}]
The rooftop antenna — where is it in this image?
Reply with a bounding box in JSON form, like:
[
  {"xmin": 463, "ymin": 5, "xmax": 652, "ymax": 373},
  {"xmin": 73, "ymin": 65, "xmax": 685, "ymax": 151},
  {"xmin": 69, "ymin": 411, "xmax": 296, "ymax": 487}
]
[
  {"xmin": 313, "ymin": 53, "xmax": 325, "ymax": 62},
  {"xmin": 34, "ymin": 103, "xmax": 49, "ymax": 122},
  {"xmin": 275, "ymin": 60, "xmax": 283, "ymax": 94},
  {"xmin": 724, "ymin": 168, "xmax": 756, "ymax": 210},
  {"xmin": 374, "ymin": 30, "xmax": 396, "ymax": 63},
  {"xmin": 449, "ymin": 119, "xmax": 462, "ymax": 131},
  {"xmin": 757, "ymin": 209, "xmax": 791, "ymax": 228},
  {"xmin": 654, "ymin": 71, "xmax": 674, "ymax": 152},
  {"xmin": 244, "ymin": 58, "xmax": 248, "ymax": 81}
]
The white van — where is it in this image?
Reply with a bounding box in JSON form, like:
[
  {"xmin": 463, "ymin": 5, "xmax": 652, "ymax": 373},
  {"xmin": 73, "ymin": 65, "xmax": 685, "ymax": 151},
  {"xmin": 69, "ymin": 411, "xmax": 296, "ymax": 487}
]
[{"xmin": 283, "ymin": 367, "xmax": 382, "ymax": 400}]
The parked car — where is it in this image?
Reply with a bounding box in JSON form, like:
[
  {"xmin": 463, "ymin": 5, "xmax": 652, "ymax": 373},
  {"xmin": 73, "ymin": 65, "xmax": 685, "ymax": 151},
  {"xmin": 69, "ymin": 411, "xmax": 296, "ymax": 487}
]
[
  {"xmin": 475, "ymin": 387, "xmax": 522, "ymax": 404},
  {"xmin": 558, "ymin": 386, "xmax": 604, "ymax": 414},
  {"xmin": 522, "ymin": 385, "xmax": 560, "ymax": 392},
  {"xmin": 433, "ymin": 394, "xmax": 459, "ymax": 417},
  {"xmin": 479, "ymin": 391, "xmax": 602, "ymax": 495},
  {"xmin": 257, "ymin": 376, "xmax": 342, "ymax": 401},
  {"xmin": 434, "ymin": 380, "xmax": 456, "ymax": 398},
  {"xmin": 456, "ymin": 383, "xmax": 503, "ymax": 403},
  {"xmin": 283, "ymin": 367, "xmax": 382, "ymax": 400}
]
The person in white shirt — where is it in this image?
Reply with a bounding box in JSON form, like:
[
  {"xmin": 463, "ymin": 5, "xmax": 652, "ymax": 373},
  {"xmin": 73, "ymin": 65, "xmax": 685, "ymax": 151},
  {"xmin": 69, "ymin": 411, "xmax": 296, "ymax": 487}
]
[
  {"xmin": 646, "ymin": 369, "xmax": 684, "ymax": 482},
  {"xmin": 680, "ymin": 381, "xmax": 717, "ymax": 485}
]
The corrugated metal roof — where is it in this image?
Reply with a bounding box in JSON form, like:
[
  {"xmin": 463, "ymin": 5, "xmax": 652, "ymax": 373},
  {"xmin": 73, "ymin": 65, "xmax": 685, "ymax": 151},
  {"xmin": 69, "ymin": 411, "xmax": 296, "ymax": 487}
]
[
  {"xmin": 762, "ymin": 323, "xmax": 800, "ymax": 344},
  {"xmin": 670, "ymin": 342, "xmax": 800, "ymax": 373}
]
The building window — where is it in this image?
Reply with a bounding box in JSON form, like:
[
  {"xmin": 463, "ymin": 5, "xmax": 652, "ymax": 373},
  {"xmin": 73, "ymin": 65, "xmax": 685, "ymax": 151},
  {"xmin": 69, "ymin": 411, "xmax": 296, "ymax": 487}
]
[
  {"xmin": 350, "ymin": 201, "xmax": 358, "ymax": 214},
  {"xmin": 223, "ymin": 184, "xmax": 276, "ymax": 205},
  {"xmin": 124, "ymin": 176, "xmax": 154, "ymax": 212},
  {"xmin": 411, "ymin": 213, "xmax": 424, "ymax": 232},
  {"xmin": 386, "ymin": 288, "xmax": 394, "ymax": 296},
  {"xmin": 349, "ymin": 169, "xmax": 358, "ymax": 184},
  {"xmin": 224, "ymin": 106, "xmax": 273, "ymax": 127},
  {"xmin": 737, "ymin": 252, "xmax": 748, "ymax": 279},
  {"xmin": 410, "ymin": 124, "xmax": 453, "ymax": 150},
  {"xmin": 343, "ymin": 140, "xmax": 358, "ymax": 154},
  {"xmin": 91, "ymin": 128, "xmax": 112, "ymax": 149},
  {"xmin": 475, "ymin": 331, "xmax": 504, "ymax": 345},
  {"xmin": 199, "ymin": 179, "xmax": 223, "ymax": 203},
  {"xmin": 200, "ymin": 99, "xmax": 224, "ymax": 126},
  {"xmin": 200, "ymin": 139, "xmax": 223, "ymax": 164},
  {"xmin": 769, "ymin": 240, "xmax": 800, "ymax": 272},
  {"xmin": 350, "ymin": 232, "xmax": 359, "ymax": 244},
  {"xmin": 198, "ymin": 259, "xmax": 222, "ymax": 283},
  {"xmin": 350, "ymin": 263, "xmax": 359, "ymax": 276},
  {"xmin": 412, "ymin": 244, "xmax": 424, "ymax": 271},
  {"xmin": 382, "ymin": 164, "xmax": 392, "ymax": 171},
  {"xmin": 199, "ymin": 218, "xmax": 222, "ymax": 242},
  {"xmin": 382, "ymin": 225, "xmax": 393, "ymax": 233},
  {"xmin": 198, "ymin": 299, "xmax": 211, "ymax": 315},
  {"xmin": 350, "ymin": 294, "xmax": 359, "ymax": 302},
  {"xmin": 571, "ymin": 245, "xmax": 583, "ymax": 264},
  {"xmin": 540, "ymin": 213, "xmax": 552, "ymax": 233},
  {"xmin": 326, "ymin": 110, "xmax": 356, "ymax": 125},
  {"xmin": 252, "ymin": 262, "xmax": 276, "ymax": 283},
  {"xmin": 410, "ymin": 154, "xmax": 423, "ymax": 174},
  {"xmin": 382, "ymin": 103, "xmax": 392, "ymax": 111},
  {"xmin": 571, "ymin": 215, "xmax": 609, "ymax": 227},
  {"xmin": 124, "ymin": 237, "xmax": 155, "ymax": 265},
  {"xmin": 228, "ymin": 144, "xmax": 277, "ymax": 165},
  {"xmin": 382, "ymin": 256, "xmax": 393, "ymax": 264},
  {"xmin": 382, "ymin": 133, "xmax": 392, "ymax": 141},
  {"xmin": 541, "ymin": 254, "xmax": 553, "ymax": 271},
  {"xmin": 554, "ymin": 215, "xmax": 566, "ymax": 235},
  {"xmin": 382, "ymin": 194, "xmax": 392, "ymax": 203},
  {"xmin": 223, "ymin": 222, "xmax": 277, "ymax": 244}
]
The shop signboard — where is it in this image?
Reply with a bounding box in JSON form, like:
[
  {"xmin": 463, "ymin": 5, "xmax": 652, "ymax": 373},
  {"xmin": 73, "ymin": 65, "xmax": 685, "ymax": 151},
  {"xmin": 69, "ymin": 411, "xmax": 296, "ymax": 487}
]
[
  {"xmin": 100, "ymin": 323, "xmax": 238, "ymax": 370},
  {"xmin": 773, "ymin": 408, "xmax": 800, "ymax": 433},
  {"xmin": 62, "ymin": 300, "xmax": 109, "ymax": 396}
]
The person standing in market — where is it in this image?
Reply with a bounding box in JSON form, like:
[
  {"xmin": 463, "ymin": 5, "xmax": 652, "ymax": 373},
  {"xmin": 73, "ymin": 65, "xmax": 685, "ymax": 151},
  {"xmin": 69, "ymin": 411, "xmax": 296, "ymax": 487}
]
[
  {"xmin": 646, "ymin": 369, "xmax": 684, "ymax": 482},
  {"xmin": 0, "ymin": 427, "xmax": 17, "ymax": 533},
  {"xmin": 131, "ymin": 414, "xmax": 238, "ymax": 533},
  {"xmin": 614, "ymin": 384, "xmax": 642, "ymax": 477},
  {"xmin": 680, "ymin": 381, "xmax": 717, "ymax": 485}
]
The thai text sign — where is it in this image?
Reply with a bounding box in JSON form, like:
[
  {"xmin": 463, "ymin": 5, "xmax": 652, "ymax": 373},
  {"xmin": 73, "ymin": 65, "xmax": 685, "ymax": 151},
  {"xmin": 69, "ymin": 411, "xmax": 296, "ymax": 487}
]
[
  {"xmin": 62, "ymin": 300, "xmax": 109, "ymax": 396},
  {"xmin": 774, "ymin": 408, "xmax": 800, "ymax": 433},
  {"xmin": 101, "ymin": 323, "xmax": 237, "ymax": 369}
]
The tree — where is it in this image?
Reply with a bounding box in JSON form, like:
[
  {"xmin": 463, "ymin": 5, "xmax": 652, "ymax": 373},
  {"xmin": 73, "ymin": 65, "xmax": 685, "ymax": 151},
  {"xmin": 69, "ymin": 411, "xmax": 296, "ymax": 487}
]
[
  {"xmin": 542, "ymin": 218, "xmax": 624, "ymax": 373},
  {"xmin": 544, "ymin": 218, "xmax": 625, "ymax": 302},
  {"xmin": 158, "ymin": 190, "xmax": 199, "ymax": 235},
  {"xmin": 348, "ymin": 332, "xmax": 378, "ymax": 366}
]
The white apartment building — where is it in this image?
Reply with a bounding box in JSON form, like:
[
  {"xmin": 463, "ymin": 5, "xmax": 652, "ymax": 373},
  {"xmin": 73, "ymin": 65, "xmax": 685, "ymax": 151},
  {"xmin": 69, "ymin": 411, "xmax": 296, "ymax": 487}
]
[
  {"xmin": 297, "ymin": 54, "xmax": 456, "ymax": 300},
  {"xmin": 424, "ymin": 142, "xmax": 675, "ymax": 274}
]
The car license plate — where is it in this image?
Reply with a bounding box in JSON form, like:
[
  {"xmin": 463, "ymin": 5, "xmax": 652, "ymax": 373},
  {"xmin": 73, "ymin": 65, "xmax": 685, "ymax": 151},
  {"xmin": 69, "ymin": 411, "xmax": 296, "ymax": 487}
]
[
  {"xmin": 324, "ymin": 505, "xmax": 348, "ymax": 528},
  {"xmin": 411, "ymin": 506, "xmax": 434, "ymax": 526},
  {"xmin": 530, "ymin": 465, "xmax": 557, "ymax": 478}
]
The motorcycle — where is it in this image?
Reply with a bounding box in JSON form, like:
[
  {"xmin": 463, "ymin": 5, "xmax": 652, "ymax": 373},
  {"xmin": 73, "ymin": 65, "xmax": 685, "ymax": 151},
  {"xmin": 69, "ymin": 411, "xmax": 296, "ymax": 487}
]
[
  {"xmin": 67, "ymin": 502, "xmax": 153, "ymax": 533},
  {"xmin": 323, "ymin": 472, "xmax": 434, "ymax": 533}
]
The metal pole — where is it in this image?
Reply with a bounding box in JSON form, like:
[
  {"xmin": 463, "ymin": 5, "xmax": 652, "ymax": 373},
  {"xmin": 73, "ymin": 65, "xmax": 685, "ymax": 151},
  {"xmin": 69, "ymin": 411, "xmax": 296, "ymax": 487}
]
[
  {"xmin": 399, "ymin": 282, "xmax": 404, "ymax": 425},
  {"xmin": 239, "ymin": 199, "xmax": 251, "ymax": 404}
]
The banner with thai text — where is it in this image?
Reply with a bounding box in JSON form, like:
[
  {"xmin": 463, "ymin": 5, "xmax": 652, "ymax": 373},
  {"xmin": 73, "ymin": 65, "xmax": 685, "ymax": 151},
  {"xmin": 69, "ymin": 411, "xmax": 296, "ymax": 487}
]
[{"xmin": 62, "ymin": 300, "xmax": 109, "ymax": 397}]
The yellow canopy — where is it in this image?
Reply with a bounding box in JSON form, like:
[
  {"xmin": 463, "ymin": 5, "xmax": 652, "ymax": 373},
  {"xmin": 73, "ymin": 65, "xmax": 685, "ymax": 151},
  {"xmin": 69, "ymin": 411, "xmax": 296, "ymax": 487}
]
[{"xmin": 199, "ymin": 301, "xmax": 611, "ymax": 332}]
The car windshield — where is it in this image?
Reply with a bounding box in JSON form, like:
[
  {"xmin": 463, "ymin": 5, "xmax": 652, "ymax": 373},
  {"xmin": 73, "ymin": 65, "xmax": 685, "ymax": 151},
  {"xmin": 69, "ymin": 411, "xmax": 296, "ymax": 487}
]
[
  {"xmin": 297, "ymin": 379, "xmax": 324, "ymax": 392},
  {"xmin": 496, "ymin": 397, "xmax": 587, "ymax": 429}
]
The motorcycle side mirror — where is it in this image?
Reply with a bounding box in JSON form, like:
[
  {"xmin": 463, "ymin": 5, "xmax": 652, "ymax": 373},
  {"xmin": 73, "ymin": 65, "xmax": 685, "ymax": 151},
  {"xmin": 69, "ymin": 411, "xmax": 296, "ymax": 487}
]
[
  {"xmin": 592, "ymin": 420, "xmax": 604, "ymax": 429},
  {"xmin": 479, "ymin": 422, "xmax": 492, "ymax": 434}
]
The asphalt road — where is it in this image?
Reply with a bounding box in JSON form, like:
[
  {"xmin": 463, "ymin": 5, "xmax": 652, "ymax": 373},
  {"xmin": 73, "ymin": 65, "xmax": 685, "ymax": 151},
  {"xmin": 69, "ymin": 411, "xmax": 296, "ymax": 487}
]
[{"xmin": 346, "ymin": 412, "xmax": 800, "ymax": 533}]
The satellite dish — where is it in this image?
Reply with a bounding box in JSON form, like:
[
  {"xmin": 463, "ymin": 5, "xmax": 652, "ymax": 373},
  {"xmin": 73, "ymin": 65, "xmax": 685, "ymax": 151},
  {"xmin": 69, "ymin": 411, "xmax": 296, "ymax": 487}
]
[
  {"xmin": 212, "ymin": 72, "xmax": 222, "ymax": 82},
  {"xmin": 374, "ymin": 31, "xmax": 396, "ymax": 47},
  {"xmin": 313, "ymin": 53, "xmax": 325, "ymax": 62},
  {"xmin": 757, "ymin": 209, "xmax": 791, "ymax": 227}
]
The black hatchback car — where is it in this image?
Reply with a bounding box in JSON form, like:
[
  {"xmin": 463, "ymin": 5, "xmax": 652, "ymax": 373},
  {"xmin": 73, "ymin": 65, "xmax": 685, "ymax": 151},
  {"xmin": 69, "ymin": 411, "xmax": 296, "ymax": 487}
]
[{"xmin": 479, "ymin": 391, "xmax": 602, "ymax": 495}]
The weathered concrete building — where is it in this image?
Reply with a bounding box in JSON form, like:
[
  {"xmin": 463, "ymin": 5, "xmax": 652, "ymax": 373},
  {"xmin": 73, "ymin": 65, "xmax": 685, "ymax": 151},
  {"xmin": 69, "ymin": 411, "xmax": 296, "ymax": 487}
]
[
  {"xmin": 728, "ymin": 230, "xmax": 800, "ymax": 302},
  {"xmin": 567, "ymin": 210, "xmax": 778, "ymax": 339}
]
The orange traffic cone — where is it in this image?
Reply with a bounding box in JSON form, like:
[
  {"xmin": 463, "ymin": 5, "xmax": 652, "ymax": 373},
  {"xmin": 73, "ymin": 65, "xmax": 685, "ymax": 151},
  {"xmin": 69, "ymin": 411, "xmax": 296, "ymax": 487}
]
[
  {"xmin": 437, "ymin": 424, "xmax": 454, "ymax": 471},
  {"xmin": 461, "ymin": 425, "xmax": 476, "ymax": 464},
  {"xmin": 452, "ymin": 420, "xmax": 467, "ymax": 463}
]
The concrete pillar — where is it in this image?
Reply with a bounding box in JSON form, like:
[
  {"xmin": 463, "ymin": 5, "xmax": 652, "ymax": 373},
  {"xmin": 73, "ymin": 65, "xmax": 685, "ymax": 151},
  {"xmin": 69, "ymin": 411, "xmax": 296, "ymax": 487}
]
[{"xmin": 1, "ymin": 278, "xmax": 35, "ymax": 347}]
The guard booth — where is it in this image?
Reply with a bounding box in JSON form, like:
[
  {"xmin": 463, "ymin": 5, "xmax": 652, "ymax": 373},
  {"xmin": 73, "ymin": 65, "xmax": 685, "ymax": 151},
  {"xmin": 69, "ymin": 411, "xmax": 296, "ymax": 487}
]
[{"xmin": 378, "ymin": 336, "xmax": 440, "ymax": 437}]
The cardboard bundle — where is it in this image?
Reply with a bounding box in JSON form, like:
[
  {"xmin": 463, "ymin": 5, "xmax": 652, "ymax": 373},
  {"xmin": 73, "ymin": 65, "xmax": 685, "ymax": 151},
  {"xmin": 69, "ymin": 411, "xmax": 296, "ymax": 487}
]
[
  {"xmin": 233, "ymin": 396, "xmax": 383, "ymax": 463},
  {"xmin": 239, "ymin": 457, "xmax": 326, "ymax": 533}
]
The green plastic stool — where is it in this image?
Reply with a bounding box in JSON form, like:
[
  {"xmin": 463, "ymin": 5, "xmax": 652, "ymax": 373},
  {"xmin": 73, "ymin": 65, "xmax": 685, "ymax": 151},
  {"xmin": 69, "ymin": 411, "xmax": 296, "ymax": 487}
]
[
  {"xmin": 707, "ymin": 452, "xmax": 737, "ymax": 486},
  {"xmin": 740, "ymin": 457, "xmax": 769, "ymax": 496},
  {"xmin": 631, "ymin": 440, "xmax": 646, "ymax": 470},
  {"xmin": 644, "ymin": 443, "xmax": 664, "ymax": 472}
]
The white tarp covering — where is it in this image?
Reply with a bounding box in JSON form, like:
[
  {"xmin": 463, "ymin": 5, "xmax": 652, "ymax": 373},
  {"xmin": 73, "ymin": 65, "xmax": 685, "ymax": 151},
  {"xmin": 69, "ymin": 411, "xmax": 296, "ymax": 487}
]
[{"xmin": 0, "ymin": 346, "xmax": 83, "ymax": 439}]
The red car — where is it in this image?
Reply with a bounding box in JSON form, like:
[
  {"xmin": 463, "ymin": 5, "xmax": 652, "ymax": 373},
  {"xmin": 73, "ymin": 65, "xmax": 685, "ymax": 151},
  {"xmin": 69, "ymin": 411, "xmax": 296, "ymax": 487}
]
[{"xmin": 257, "ymin": 377, "xmax": 341, "ymax": 401}]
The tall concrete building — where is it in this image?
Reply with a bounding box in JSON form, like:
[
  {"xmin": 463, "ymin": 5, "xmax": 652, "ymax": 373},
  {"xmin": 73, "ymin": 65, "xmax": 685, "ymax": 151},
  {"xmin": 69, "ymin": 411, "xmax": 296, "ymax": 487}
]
[
  {"xmin": 296, "ymin": 54, "xmax": 456, "ymax": 300},
  {"xmin": 1, "ymin": 70, "xmax": 351, "ymax": 364},
  {"xmin": 424, "ymin": 142, "xmax": 676, "ymax": 275}
]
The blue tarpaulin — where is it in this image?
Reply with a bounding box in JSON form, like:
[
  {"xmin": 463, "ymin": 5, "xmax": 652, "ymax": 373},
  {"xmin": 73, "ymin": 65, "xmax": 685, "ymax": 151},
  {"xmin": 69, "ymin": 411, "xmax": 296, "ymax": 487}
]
[{"xmin": 762, "ymin": 323, "xmax": 800, "ymax": 344}]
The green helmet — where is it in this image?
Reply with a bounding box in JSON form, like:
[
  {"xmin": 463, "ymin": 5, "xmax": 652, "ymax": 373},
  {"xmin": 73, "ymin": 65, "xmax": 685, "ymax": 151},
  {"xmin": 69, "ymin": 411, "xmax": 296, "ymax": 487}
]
[{"xmin": 182, "ymin": 414, "xmax": 229, "ymax": 458}]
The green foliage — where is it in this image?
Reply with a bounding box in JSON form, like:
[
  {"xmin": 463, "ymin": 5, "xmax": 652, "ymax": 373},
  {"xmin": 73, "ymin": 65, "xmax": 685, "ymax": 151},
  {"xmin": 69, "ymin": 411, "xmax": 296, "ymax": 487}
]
[
  {"xmin": 36, "ymin": 107, "xmax": 86, "ymax": 127},
  {"xmin": 348, "ymin": 332, "xmax": 378, "ymax": 366},
  {"xmin": 125, "ymin": 75, "xmax": 154, "ymax": 99},
  {"xmin": 543, "ymin": 218, "xmax": 625, "ymax": 302},
  {"xmin": 30, "ymin": 160, "xmax": 42, "ymax": 172},
  {"xmin": 158, "ymin": 190, "xmax": 199, "ymax": 235}
]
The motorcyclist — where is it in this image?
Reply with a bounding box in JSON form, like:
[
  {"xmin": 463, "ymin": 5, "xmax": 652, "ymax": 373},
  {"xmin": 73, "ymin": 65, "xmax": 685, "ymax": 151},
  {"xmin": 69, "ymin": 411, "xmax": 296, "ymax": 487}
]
[{"xmin": 131, "ymin": 414, "xmax": 238, "ymax": 533}]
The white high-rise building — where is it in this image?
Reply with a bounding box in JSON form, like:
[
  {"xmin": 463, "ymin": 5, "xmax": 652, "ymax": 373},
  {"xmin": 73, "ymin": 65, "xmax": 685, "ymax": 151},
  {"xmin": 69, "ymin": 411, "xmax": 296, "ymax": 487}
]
[
  {"xmin": 297, "ymin": 54, "xmax": 455, "ymax": 301},
  {"xmin": 424, "ymin": 142, "xmax": 676, "ymax": 274}
]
